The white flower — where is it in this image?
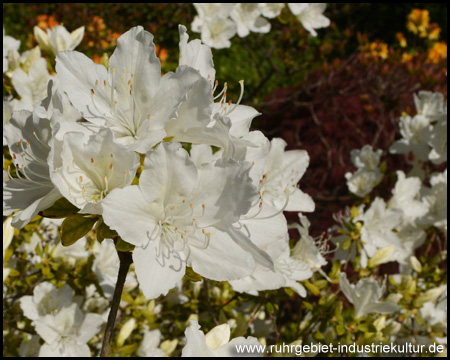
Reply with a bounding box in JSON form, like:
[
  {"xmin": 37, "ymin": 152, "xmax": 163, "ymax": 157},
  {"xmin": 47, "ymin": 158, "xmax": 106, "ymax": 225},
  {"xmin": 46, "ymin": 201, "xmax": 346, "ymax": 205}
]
[
  {"xmin": 34, "ymin": 25, "xmax": 84, "ymax": 56},
  {"xmin": 350, "ymin": 145, "xmax": 383, "ymax": 172},
  {"xmin": 413, "ymin": 91, "xmax": 445, "ymax": 119},
  {"xmin": 178, "ymin": 25, "xmax": 216, "ymax": 84},
  {"xmin": 355, "ymin": 198, "xmax": 402, "ymax": 258},
  {"xmin": 291, "ymin": 215, "xmax": 328, "ymax": 274},
  {"xmin": 339, "ymin": 273, "xmax": 400, "ymax": 319},
  {"xmin": 388, "ymin": 171, "xmax": 429, "ymax": 221},
  {"xmin": 230, "ymin": 216, "xmax": 312, "ymax": 297},
  {"xmin": 420, "ymin": 169, "xmax": 447, "ymax": 229},
  {"xmin": 19, "ymin": 282, "xmax": 103, "ymax": 357},
  {"xmin": 35, "ymin": 79, "xmax": 82, "ymax": 123},
  {"xmin": 255, "ymin": 138, "xmax": 314, "ymax": 213},
  {"xmin": 49, "ymin": 127, "xmax": 140, "ymax": 214},
  {"xmin": 137, "ymin": 326, "xmax": 166, "ymax": 357},
  {"xmin": 19, "ymin": 282, "xmax": 74, "ymax": 321},
  {"xmin": 9, "ymin": 46, "xmax": 53, "ymax": 112},
  {"xmin": 101, "ymin": 142, "xmax": 273, "ymax": 299},
  {"xmin": 36, "ymin": 303, "xmax": 103, "ymax": 357},
  {"xmin": 3, "ymin": 109, "xmax": 62, "ymax": 228},
  {"xmin": 258, "ymin": 3, "xmax": 286, "ymax": 19},
  {"xmin": 198, "ymin": 16, "xmax": 238, "ymax": 50},
  {"xmin": 426, "ymin": 111, "xmax": 447, "ymax": 164},
  {"xmin": 182, "ymin": 320, "xmax": 263, "ymax": 357},
  {"xmin": 390, "ymin": 114, "xmax": 431, "ymax": 161},
  {"xmin": 289, "ymin": 3, "xmax": 330, "ymax": 37},
  {"xmin": 230, "ymin": 3, "xmax": 271, "ymax": 38},
  {"xmin": 345, "ymin": 169, "xmax": 381, "ymax": 197},
  {"xmin": 345, "ymin": 145, "xmax": 383, "ymax": 197},
  {"xmin": 191, "ymin": 4, "xmax": 238, "ymax": 49},
  {"xmin": 56, "ymin": 26, "xmax": 202, "ymax": 153},
  {"xmin": 3, "ymin": 26, "xmax": 21, "ymax": 73}
]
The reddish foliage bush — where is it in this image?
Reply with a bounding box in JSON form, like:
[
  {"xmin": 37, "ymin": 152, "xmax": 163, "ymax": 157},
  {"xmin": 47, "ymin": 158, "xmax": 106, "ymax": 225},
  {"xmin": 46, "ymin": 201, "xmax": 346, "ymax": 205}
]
[{"xmin": 256, "ymin": 53, "xmax": 447, "ymax": 236}]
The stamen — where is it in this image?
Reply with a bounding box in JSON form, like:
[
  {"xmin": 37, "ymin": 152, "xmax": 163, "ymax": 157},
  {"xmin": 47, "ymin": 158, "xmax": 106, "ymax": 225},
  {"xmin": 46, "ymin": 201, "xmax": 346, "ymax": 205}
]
[{"xmin": 225, "ymin": 80, "xmax": 244, "ymax": 115}]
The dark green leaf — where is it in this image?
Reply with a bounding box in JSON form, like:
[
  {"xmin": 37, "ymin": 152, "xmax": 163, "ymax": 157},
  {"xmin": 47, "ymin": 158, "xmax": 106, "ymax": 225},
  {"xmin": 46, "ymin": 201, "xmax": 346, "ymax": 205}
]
[
  {"xmin": 39, "ymin": 197, "xmax": 79, "ymax": 218},
  {"xmin": 60, "ymin": 215, "xmax": 98, "ymax": 246}
]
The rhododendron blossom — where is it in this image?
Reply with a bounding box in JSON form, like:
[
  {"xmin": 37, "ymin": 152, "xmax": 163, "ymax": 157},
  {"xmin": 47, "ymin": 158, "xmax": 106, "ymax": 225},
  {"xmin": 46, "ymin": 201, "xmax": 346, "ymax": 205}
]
[{"xmin": 101, "ymin": 142, "xmax": 273, "ymax": 299}]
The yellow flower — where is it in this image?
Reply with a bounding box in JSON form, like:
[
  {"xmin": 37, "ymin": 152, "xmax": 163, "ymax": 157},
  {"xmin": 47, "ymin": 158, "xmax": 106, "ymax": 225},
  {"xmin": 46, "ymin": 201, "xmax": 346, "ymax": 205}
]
[
  {"xmin": 426, "ymin": 23, "xmax": 441, "ymax": 41},
  {"xmin": 407, "ymin": 9, "xmax": 430, "ymax": 37}
]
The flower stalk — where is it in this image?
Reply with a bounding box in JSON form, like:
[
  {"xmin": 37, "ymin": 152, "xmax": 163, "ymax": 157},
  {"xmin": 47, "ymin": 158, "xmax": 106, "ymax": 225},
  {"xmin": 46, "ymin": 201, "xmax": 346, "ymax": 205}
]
[{"xmin": 100, "ymin": 247, "xmax": 133, "ymax": 357}]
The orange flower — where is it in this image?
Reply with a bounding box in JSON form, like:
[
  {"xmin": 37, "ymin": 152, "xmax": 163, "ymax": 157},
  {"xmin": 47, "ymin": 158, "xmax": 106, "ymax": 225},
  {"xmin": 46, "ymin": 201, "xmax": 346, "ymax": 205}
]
[
  {"xmin": 427, "ymin": 42, "xmax": 447, "ymax": 64},
  {"xmin": 36, "ymin": 14, "xmax": 59, "ymax": 30},
  {"xmin": 395, "ymin": 32, "xmax": 407, "ymax": 48},
  {"xmin": 92, "ymin": 54, "xmax": 102, "ymax": 64}
]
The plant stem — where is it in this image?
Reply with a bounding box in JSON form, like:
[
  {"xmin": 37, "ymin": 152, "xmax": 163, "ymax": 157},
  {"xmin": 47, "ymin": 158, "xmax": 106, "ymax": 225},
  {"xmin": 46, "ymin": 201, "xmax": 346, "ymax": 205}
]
[{"xmin": 100, "ymin": 249, "xmax": 133, "ymax": 357}]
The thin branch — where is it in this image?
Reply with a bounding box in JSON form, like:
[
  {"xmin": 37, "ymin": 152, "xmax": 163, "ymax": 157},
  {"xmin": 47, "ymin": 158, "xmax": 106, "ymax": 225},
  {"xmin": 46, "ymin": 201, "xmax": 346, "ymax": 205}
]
[{"xmin": 100, "ymin": 249, "xmax": 133, "ymax": 357}]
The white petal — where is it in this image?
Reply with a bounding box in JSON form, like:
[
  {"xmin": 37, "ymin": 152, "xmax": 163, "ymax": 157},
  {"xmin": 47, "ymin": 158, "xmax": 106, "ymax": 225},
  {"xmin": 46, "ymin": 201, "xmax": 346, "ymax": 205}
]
[
  {"xmin": 140, "ymin": 142, "xmax": 198, "ymax": 206},
  {"xmin": 109, "ymin": 26, "xmax": 161, "ymax": 104},
  {"xmin": 56, "ymin": 51, "xmax": 112, "ymax": 124},
  {"xmin": 188, "ymin": 227, "xmax": 256, "ymax": 281},
  {"xmin": 133, "ymin": 245, "xmax": 187, "ymax": 299},
  {"xmin": 182, "ymin": 320, "xmax": 215, "ymax": 357},
  {"xmin": 205, "ymin": 324, "xmax": 230, "ymax": 350},
  {"xmin": 179, "ymin": 25, "xmax": 215, "ymax": 83},
  {"xmin": 101, "ymin": 185, "xmax": 162, "ymax": 247}
]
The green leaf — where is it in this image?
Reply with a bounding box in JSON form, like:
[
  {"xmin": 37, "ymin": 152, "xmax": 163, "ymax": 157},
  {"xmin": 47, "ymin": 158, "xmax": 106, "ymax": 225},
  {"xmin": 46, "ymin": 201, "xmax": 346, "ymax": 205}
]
[
  {"xmin": 60, "ymin": 215, "xmax": 98, "ymax": 246},
  {"xmin": 336, "ymin": 324, "xmax": 346, "ymax": 336},
  {"xmin": 284, "ymin": 288, "xmax": 295, "ymax": 297},
  {"xmin": 265, "ymin": 302, "xmax": 275, "ymax": 314},
  {"xmin": 39, "ymin": 197, "xmax": 79, "ymax": 218},
  {"xmin": 232, "ymin": 317, "xmax": 249, "ymax": 338},
  {"xmin": 96, "ymin": 218, "xmax": 118, "ymax": 243},
  {"xmin": 304, "ymin": 280, "xmax": 320, "ymax": 296},
  {"xmin": 185, "ymin": 267, "xmax": 202, "ymax": 282},
  {"xmin": 342, "ymin": 237, "xmax": 352, "ymax": 250},
  {"xmin": 115, "ymin": 237, "xmax": 135, "ymax": 252}
]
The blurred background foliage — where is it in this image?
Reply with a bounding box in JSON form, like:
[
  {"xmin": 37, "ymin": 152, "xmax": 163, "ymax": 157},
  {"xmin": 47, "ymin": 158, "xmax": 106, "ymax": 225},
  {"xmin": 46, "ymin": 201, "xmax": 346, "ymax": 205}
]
[{"xmin": 3, "ymin": 3, "xmax": 447, "ymax": 237}]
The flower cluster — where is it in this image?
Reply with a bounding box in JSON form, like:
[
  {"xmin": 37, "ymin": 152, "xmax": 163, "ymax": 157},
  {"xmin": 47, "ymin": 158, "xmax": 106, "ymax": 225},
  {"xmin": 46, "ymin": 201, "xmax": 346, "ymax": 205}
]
[
  {"xmin": 191, "ymin": 3, "xmax": 330, "ymax": 49},
  {"xmin": 3, "ymin": 11, "xmax": 447, "ymax": 357},
  {"xmin": 4, "ymin": 24, "xmax": 321, "ymax": 305}
]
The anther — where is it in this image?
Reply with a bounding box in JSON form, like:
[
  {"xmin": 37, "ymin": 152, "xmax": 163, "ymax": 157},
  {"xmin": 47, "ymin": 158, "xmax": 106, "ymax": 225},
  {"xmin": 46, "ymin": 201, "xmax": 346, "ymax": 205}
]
[
  {"xmin": 91, "ymin": 89, "xmax": 95, "ymax": 95},
  {"xmin": 91, "ymin": 158, "xmax": 94, "ymax": 163},
  {"xmin": 109, "ymin": 163, "xmax": 113, "ymax": 170},
  {"xmin": 95, "ymin": 80, "xmax": 99, "ymax": 85}
]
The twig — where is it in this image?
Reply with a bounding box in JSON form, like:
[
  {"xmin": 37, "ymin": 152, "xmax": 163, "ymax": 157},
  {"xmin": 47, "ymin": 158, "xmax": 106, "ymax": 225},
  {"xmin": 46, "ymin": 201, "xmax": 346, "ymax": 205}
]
[{"xmin": 100, "ymin": 249, "xmax": 133, "ymax": 357}]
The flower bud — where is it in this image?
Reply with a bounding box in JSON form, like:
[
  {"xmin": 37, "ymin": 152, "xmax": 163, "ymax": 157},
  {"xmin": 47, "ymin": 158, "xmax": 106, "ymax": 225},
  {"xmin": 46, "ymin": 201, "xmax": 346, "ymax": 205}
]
[
  {"xmin": 408, "ymin": 256, "xmax": 422, "ymax": 272},
  {"xmin": 368, "ymin": 246, "xmax": 395, "ymax": 268},
  {"xmin": 117, "ymin": 318, "xmax": 136, "ymax": 347},
  {"xmin": 413, "ymin": 287, "xmax": 446, "ymax": 307}
]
